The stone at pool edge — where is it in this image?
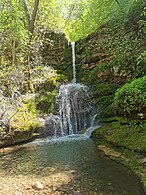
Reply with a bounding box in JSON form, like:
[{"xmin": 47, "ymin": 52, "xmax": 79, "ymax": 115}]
[{"xmin": 32, "ymin": 181, "xmax": 44, "ymax": 190}]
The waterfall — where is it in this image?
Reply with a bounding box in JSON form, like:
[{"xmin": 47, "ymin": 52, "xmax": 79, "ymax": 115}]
[
  {"xmin": 45, "ymin": 42, "xmax": 97, "ymax": 137},
  {"xmin": 58, "ymin": 83, "xmax": 95, "ymax": 136},
  {"xmin": 71, "ymin": 42, "xmax": 76, "ymax": 83}
]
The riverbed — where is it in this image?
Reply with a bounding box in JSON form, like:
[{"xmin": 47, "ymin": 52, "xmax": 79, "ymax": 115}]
[{"xmin": 0, "ymin": 136, "xmax": 145, "ymax": 195}]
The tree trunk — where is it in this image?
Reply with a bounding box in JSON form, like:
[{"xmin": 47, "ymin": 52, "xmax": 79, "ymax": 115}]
[
  {"xmin": 22, "ymin": 0, "xmax": 40, "ymax": 92},
  {"xmin": 23, "ymin": 0, "xmax": 39, "ymax": 33},
  {"xmin": 29, "ymin": 0, "xmax": 39, "ymax": 33}
]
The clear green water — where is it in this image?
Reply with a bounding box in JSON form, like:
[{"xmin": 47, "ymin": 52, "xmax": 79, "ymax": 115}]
[{"xmin": 0, "ymin": 137, "xmax": 145, "ymax": 195}]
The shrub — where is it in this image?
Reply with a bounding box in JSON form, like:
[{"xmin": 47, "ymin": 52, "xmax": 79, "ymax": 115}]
[
  {"xmin": 10, "ymin": 104, "xmax": 40, "ymax": 132},
  {"xmin": 113, "ymin": 76, "xmax": 146, "ymax": 116},
  {"xmin": 36, "ymin": 90, "xmax": 57, "ymax": 113}
]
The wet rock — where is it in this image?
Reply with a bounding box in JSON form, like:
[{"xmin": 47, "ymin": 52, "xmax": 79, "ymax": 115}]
[
  {"xmin": 32, "ymin": 181, "xmax": 44, "ymax": 190},
  {"xmin": 0, "ymin": 129, "xmax": 34, "ymax": 148}
]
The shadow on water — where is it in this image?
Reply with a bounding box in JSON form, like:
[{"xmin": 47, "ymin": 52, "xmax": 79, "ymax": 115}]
[{"xmin": 0, "ymin": 138, "xmax": 145, "ymax": 195}]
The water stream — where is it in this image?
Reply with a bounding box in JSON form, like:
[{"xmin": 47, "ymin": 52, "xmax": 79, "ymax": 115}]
[
  {"xmin": 71, "ymin": 42, "xmax": 76, "ymax": 83},
  {"xmin": 0, "ymin": 42, "xmax": 145, "ymax": 194}
]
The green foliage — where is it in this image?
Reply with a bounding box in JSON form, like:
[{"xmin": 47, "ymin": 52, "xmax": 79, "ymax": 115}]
[
  {"xmin": 113, "ymin": 76, "xmax": 146, "ymax": 115},
  {"xmin": 63, "ymin": 0, "xmax": 146, "ymax": 41},
  {"xmin": 10, "ymin": 102, "xmax": 40, "ymax": 132},
  {"xmin": 91, "ymin": 62, "xmax": 112, "ymax": 75},
  {"xmin": 36, "ymin": 90, "xmax": 57, "ymax": 114},
  {"xmin": 98, "ymin": 30, "xmax": 144, "ymax": 78},
  {"xmin": 139, "ymin": 8, "xmax": 146, "ymax": 34},
  {"xmin": 31, "ymin": 67, "xmax": 62, "ymax": 114},
  {"xmin": 92, "ymin": 83, "xmax": 118, "ymax": 97},
  {"xmin": 0, "ymin": 0, "xmax": 28, "ymax": 40},
  {"xmin": 137, "ymin": 50, "xmax": 146, "ymax": 65},
  {"xmin": 23, "ymin": 94, "xmax": 37, "ymax": 115},
  {"xmin": 137, "ymin": 8, "xmax": 146, "ymax": 74},
  {"xmin": 0, "ymin": 92, "xmax": 40, "ymax": 132},
  {"xmin": 32, "ymin": 66, "xmax": 60, "ymax": 89},
  {"xmin": 0, "ymin": 0, "xmax": 64, "ymax": 97}
]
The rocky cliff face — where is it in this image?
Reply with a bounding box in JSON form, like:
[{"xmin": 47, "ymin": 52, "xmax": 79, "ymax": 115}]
[
  {"xmin": 42, "ymin": 24, "xmax": 145, "ymax": 120},
  {"xmin": 62, "ymin": 22, "xmax": 146, "ymax": 119},
  {"xmin": 41, "ymin": 31, "xmax": 69, "ymax": 67}
]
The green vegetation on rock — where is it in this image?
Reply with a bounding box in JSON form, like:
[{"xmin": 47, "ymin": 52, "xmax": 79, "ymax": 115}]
[
  {"xmin": 113, "ymin": 76, "xmax": 146, "ymax": 116},
  {"xmin": 91, "ymin": 122, "xmax": 146, "ymax": 190},
  {"xmin": 92, "ymin": 123, "xmax": 146, "ymax": 151}
]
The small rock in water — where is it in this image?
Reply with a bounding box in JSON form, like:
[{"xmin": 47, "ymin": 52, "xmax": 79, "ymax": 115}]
[{"xmin": 32, "ymin": 181, "xmax": 44, "ymax": 190}]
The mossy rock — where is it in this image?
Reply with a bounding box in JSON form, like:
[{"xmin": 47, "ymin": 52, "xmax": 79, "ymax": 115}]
[
  {"xmin": 92, "ymin": 83, "xmax": 118, "ymax": 96},
  {"xmin": 0, "ymin": 129, "xmax": 35, "ymax": 148},
  {"xmin": 99, "ymin": 116, "xmax": 129, "ymax": 124},
  {"xmin": 98, "ymin": 104, "xmax": 115, "ymax": 118},
  {"xmin": 91, "ymin": 124, "xmax": 146, "ymax": 152}
]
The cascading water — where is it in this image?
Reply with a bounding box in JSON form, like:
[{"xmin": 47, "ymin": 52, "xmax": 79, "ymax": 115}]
[
  {"xmin": 71, "ymin": 42, "xmax": 76, "ymax": 83},
  {"xmin": 58, "ymin": 83, "xmax": 95, "ymax": 136},
  {"xmin": 45, "ymin": 42, "xmax": 96, "ymax": 137}
]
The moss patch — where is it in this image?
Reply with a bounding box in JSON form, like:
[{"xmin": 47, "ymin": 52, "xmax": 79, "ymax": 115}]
[{"xmin": 92, "ymin": 123, "xmax": 146, "ymax": 151}]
